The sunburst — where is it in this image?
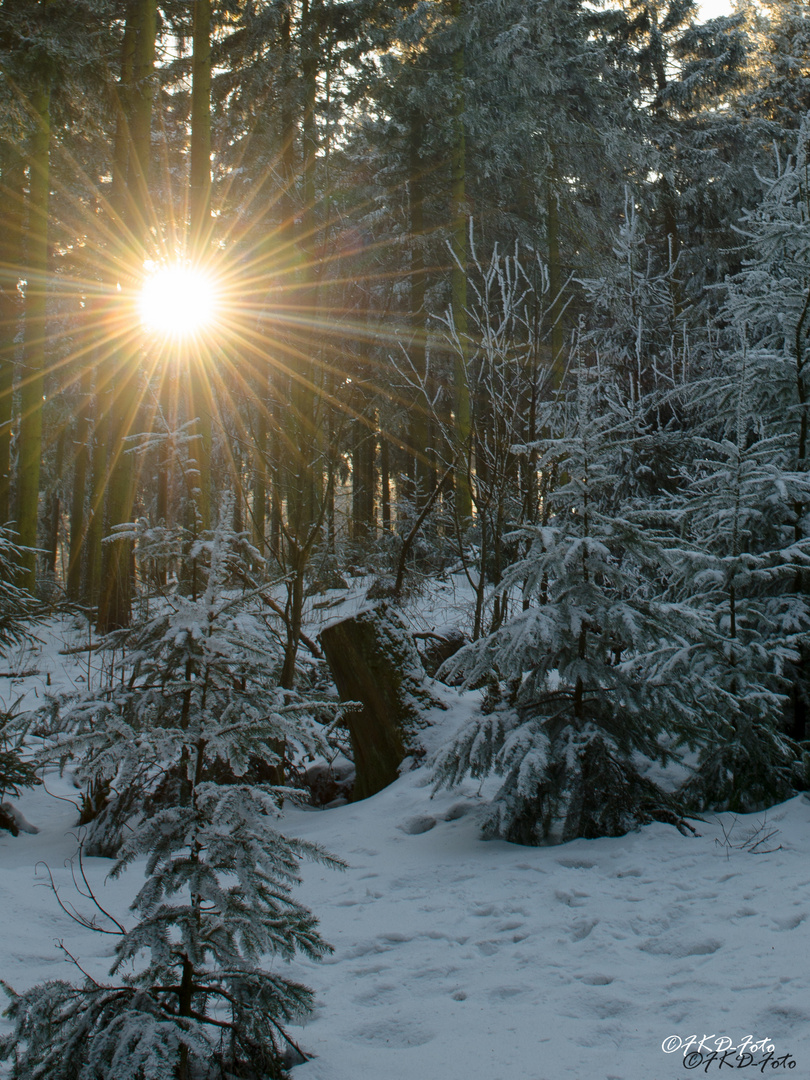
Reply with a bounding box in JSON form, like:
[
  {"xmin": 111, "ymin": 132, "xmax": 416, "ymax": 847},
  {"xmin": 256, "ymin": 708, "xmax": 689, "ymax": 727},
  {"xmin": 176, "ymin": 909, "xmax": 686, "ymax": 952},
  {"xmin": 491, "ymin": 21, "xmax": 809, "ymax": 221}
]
[{"xmin": 138, "ymin": 262, "xmax": 219, "ymax": 339}]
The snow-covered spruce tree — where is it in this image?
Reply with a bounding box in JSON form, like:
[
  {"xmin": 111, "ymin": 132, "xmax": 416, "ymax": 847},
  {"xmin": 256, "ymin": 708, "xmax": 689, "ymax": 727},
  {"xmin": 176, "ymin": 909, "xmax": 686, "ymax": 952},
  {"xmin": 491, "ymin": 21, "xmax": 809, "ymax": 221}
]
[
  {"xmin": 433, "ymin": 350, "xmax": 699, "ymax": 845},
  {"xmin": 667, "ymin": 343, "xmax": 810, "ymax": 811},
  {"xmin": 39, "ymin": 506, "xmax": 337, "ymax": 856},
  {"xmin": 743, "ymin": 0, "xmax": 810, "ymax": 141},
  {"xmin": 1, "ymin": 511, "xmax": 344, "ymax": 1078},
  {"xmin": 578, "ymin": 197, "xmax": 697, "ymax": 505},
  {"xmin": 0, "ymin": 706, "xmax": 39, "ymax": 832},
  {"xmin": 0, "ymin": 526, "xmax": 41, "ymax": 653},
  {"xmin": 710, "ymin": 123, "xmax": 810, "ymax": 749},
  {"xmin": 0, "ymin": 528, "xmax": 41, "ymax": 823},
  {"xmin": 662, "ymin": 132, "xmax": 810, "ymax": 809}
]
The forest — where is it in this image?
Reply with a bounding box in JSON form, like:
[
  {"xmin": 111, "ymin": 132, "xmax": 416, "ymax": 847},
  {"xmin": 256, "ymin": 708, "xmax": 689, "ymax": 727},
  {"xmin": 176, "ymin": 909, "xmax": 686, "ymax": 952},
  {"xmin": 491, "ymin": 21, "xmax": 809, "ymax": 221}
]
[{"xmin": 1, "ymin": 0, "xmax": 810, "ymax": 1076}]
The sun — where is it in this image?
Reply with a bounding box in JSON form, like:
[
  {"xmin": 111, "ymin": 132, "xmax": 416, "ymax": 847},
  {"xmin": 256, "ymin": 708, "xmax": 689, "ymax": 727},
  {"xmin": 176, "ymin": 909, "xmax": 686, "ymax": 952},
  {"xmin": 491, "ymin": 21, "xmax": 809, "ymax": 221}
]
[{"xmin": 139, "ymin": 263, "xmax": 218, "ymax": 337}]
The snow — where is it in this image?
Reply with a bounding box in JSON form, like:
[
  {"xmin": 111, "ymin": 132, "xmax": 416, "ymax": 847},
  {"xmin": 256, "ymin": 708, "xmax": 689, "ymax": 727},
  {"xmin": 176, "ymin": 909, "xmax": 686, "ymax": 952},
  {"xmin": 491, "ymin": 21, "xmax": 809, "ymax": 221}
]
[{"xmin": 2, "ymin": 621, "xmax": 809, "ymax": 1078}]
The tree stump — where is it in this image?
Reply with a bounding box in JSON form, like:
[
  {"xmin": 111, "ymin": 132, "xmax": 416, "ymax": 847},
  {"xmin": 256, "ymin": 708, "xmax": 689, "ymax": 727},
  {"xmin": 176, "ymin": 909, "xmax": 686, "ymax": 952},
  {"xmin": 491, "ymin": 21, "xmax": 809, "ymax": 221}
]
[{"xmin": 319, "ymin": 603, "xmax": 439, "ymax": 800}]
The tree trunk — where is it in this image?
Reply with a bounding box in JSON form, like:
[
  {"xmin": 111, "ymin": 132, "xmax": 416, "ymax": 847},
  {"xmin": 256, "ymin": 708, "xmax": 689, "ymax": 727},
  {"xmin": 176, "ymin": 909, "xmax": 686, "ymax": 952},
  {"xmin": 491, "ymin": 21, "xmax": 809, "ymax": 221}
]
[
  {"xmin": 98, "ymin": 0, "xmax": 157, "ymax": 633},
  {"xmin": 0, "ymin": 146, "xmax": 24, "ymax": 526},
  {"xmin": 16, "ymin": 40, "xmax": 53, "ymax": 588},
  {"xmin": 45, "ymin": 426, "xmax": 64, "ymax": 582},
  {"xmin": 251, "ymin": 387, "xmax": 268, "ymax": 556},
  {"xmin": 449, "ymin": 0, "xmax": 471, "ymax": 525},
  {"xmin": 408, "ymin": 115, "xmax": 433, "ymax": 511},
  {"xmin": 287, "ymin": 0, "xmax": 320, "ymax": 542},
  {"xmin": 85, "ymin": 372, "xmax": 109, "ymax": 610},
  {"xmin": 380, "ymin": 431, "xmax": 391, "ymax": 532},
  {"xmin": 66, "ymin": 365, "xmax": 92, "ymax": 601},
  {"xmin": 189, "ymin": 0, "xmax": 213, "ymax": 532},
  {"xmin": 546, "ymin": 163, "xmax": 564, "ymax": 386},
  {"xmin": 351, "ymin": 416, "xmax": 375, "ymax": 543}
]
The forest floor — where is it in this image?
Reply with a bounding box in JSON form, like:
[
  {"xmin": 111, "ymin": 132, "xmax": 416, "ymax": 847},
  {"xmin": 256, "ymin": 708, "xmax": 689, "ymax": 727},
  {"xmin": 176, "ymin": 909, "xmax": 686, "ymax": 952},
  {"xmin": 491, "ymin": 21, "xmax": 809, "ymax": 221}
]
[{"xmin": 1, "ymin": 611, "xmax": 809, "ymax": 1079}]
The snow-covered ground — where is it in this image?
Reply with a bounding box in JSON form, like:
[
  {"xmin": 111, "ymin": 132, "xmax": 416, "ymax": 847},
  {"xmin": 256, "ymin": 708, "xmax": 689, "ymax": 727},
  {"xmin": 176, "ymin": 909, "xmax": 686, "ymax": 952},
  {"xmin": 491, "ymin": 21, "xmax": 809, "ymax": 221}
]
[{"xmin": 2, "ymin": 618, "xmax": 808, "ymax": 1079}]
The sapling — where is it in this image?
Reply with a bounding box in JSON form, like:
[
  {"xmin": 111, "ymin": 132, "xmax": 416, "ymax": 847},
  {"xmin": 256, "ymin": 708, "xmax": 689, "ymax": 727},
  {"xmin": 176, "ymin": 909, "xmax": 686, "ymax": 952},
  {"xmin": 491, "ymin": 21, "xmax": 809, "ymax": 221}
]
[
  {"xmin": 434, "ymin": 352, "xmax": 698, "ymax": 843},
  {"xmin": 2, "ymin": 508, "xmax": 345, "ymax": 1078},
  {"xmin": 0, "ymin": 528, "xmax": 42, "ymax": 834}
]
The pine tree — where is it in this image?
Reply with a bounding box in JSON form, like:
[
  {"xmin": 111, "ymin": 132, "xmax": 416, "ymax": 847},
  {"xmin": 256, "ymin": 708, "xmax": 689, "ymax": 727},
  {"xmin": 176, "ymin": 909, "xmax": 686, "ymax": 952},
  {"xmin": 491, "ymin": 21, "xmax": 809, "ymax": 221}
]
[
  {"xmin": 0, "ymin": 527, "xmax": 41, "ymax": 827},
  {"xmin": 0, "ymin": 526, "xmax": 40, "ymax": 652},
  {"xmin": 668, "ymin": 345, "xmax": 809, "ymax": 810},
  {"xmin": 578, "ymin": 197, "xmax": 694, "ymax": 504},
  {"xmin": 614, "ymin": 0, "xmax": 760, "ymax": 295},
  {"xmin": 722, "ymin": 124, "xmax": 810, "ymax": 746},
  {"xmin": 0, "ymin": 697, "xmax": 39, "ymax": 834},
  {"xmin": 433, "ymin": 353, "xmax": 695, "ymax": 844},
  {"xmin": 662, "ymin": 130, "xmax": 810, "ymax": 804},
  {"xmin": 40, "ymin": 506, "xmax": 336, "ymax": 854},
  {"xmin": 2, "ymin": 509, "xmax": 344, "ymax": 1077},
  {"xmin": 744, "ymin": 0, "xmax": 810, "ymax": 138},
  {"xmin": 1, "ymin": 792, "xmax": 338, "ymax": 1078}
]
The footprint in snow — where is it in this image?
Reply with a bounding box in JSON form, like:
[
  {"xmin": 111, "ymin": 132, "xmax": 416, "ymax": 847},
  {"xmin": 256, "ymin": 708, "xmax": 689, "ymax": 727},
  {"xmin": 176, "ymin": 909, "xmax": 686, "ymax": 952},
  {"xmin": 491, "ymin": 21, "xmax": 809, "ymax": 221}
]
[
  {"xmin": 760, "ymin": 1004, "xmax": 810, "ymax": 1035},
  {"xmin": 496, "ymin": 919, "xmax": 524, "ymax": 932},
  {"xmin": 350, "ymin": 1019, "xmax": 436, "ymax": 1048},
  {"xmin": 353, "ymin": 983, "xmax": 398, "ymax": 1005},
  {"xmin": 476, "ymin": 940, "xmax": 500, "ymax": 956},
  {"xmin": 571, "ymin": 918, "xmax": 599, "ymax": 941},
  {"xmin": 487, "ymin": 985, "xmax": 530, "ymax": 1000},
  {"xmin": 555, "ymin": 889, "xmax": 589, "ymax": 907},
  {"xmin": 351, "ymin": 962, "xmax": 391, "ymax": 976},
  {"xmin": 398, "ymin": 815, "xmax": 437, "ymax": 835},
  {"xmin": 589, "ymin": 996, "xmax": 631, "ymax": 1019},
  {"xmin": 772, "ymin": 912, "xmax": 807, "ymax": 931},
  {"xmin": 638, "ymin": 936, "xmax": 722, "ymax": 957},
  {"xmin": 339, "ymin": 939, "xmax": 397, "ymax": 960},
  {"xmin": 471, "ymin": 903, "xmax": 499, "ymax": 917}
]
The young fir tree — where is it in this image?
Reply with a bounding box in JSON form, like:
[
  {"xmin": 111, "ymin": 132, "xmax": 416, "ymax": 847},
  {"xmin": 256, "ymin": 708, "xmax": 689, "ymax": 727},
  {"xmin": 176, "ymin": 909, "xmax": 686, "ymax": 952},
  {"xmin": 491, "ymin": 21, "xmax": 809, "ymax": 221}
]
[
  {"xmin": 667, "ymin": 344, "xmax": 810, "ymax": 811},
  {"xmin": 0, "ymin": 527, "xmax": 41, "ymax": 653},
  {"xmin": 0, "ymin": 708, "xmax": 38, "ymax": 808},
  {"xmin": 433, "ymin": 351, "xmax": 697, "ymax": 844},
  {"xmin": 1, "ymin": 509, "xmax": 344, "ymax": 1078},
  {"xmin": 714, "ymin": 123, "xmax": 810, "ymax": 749},
  {"xmin": 743, "ymin": 0, "xmax": 810, "ymax": 140},
  {"xmin": 0, "ymin": 527, "xmax": 41, "ymax": 819},
  {"xmin": 578, "ymin": 198, "xmax": 695, "ymax": 504},
  {"xmin": 663, "ymin": 131, "xmax": 810, "ymax": 808}
]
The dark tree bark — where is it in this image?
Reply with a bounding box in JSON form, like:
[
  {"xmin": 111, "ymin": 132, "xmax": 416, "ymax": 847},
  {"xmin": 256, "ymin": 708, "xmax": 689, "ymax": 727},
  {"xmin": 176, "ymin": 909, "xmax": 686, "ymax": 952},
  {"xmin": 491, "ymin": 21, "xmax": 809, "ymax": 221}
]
[
  {"xmin": 189, "ymin": 0, "xmax": 213, "ymax": 531},
  {"xmin": 0, "ymin": 146, "xmax": 25, "ymax": 526},
  {"xmin": 449, "ymin": 0, "xmax": 471, "ymax": 525},
  {"xmin": 98, "ymin": 0, "xmax": 158, "ymax": 632},
  {"xmin": 351, "ymin": 417, "xmax": 375, "ymax": 542},
  {"xmin": 66, "ymin": 365, "xmax": 92, "ymax": 601},
  {"xmin": 407, "ymin": 112, "xmax": 433, "ymax": 511},
  {"xmin": 16, "ymin": 7, "xmax": 54, "ymax": 587}
]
